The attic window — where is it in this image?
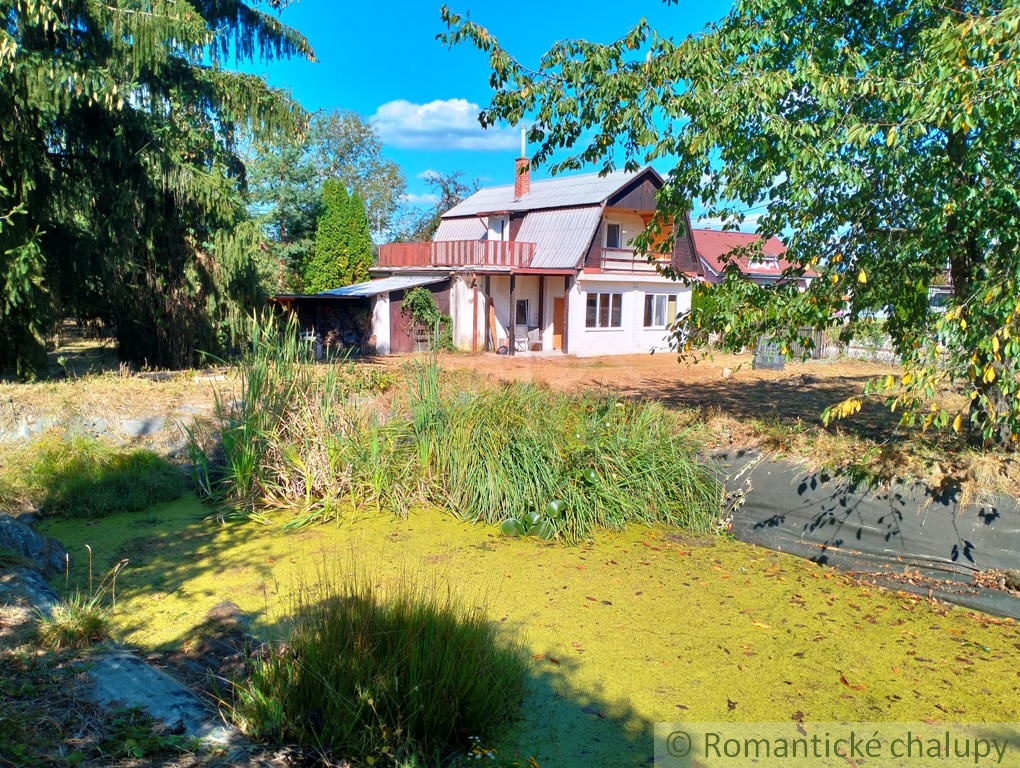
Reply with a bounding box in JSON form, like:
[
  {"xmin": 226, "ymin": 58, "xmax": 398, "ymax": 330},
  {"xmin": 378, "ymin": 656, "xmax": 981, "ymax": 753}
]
[{"xmin": 606, "ymin": 223, "xmax": 622, "ymax": 249}]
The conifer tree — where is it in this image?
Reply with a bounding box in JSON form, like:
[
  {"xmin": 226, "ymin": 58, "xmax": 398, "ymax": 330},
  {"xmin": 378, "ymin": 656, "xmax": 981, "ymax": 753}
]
[
  {"xmin": 305, "ymin": 180, "xmax": 351, "ymax": 293},
  {"xmin": 0, "ymin": 0, "xmax": 314, "ymax": 376},
  {"xmin": 346, "ymin": 191, "xmax": 375, "ymax": 286}
]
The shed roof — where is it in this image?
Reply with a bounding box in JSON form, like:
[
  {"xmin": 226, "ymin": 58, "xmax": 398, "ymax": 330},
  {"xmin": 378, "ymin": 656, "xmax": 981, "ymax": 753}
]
[
  {"xmin": 442, "ymin": 167, "xmax": 659, "ymax": 217},
  {"xmin": 319, "ymin": 275, "xmax": 447, "ymax": 298}
]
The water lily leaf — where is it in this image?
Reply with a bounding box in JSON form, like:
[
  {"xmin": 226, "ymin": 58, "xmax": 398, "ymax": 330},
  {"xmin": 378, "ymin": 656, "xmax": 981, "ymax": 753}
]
[
  {"xmin": 545, "ymin": 499, "xmax": 567, "ymax": 518},
  {"xmin": 501, "ymin": 518, "xmax": 526, "ymax": 537},
  {"xmin": 524, "ymin": 507, "xmax": 543, "ymax": 526},
  {"xmin": 529, "ymin": 520, "xmax": 557, "ymax": 540},
  {"xmin": 581, "ymin": 468, "xmax": 600, "ymax": 486}
]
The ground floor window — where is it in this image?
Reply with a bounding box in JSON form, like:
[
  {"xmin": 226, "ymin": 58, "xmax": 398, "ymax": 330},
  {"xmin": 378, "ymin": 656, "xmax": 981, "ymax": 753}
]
[
  {"xmin": 586, "ymin": 292, "xmax": 622, "ymax": 328},
  {"xmin": 643, "ymin": 294, "xmax": 678, "ymax": 328}
]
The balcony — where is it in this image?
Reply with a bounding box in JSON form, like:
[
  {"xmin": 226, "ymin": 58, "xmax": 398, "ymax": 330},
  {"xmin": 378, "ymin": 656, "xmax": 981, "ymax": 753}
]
[
  {"xmin": 599, "ymin": 248, "xmax": 671, "ymax": 273},
  {"xmin": 378, "ymin": 240, "xmax": 536, "ymax": 269}
]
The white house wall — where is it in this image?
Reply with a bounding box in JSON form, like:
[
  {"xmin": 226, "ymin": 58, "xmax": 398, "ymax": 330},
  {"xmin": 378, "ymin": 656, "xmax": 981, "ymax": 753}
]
[
  {"xmin": 371, "ymin": 293, "xmax": 390, "ymax": 355},
  {"xmin": 568, "ymin": 274, "xmax": 691, "ymax": 357}
]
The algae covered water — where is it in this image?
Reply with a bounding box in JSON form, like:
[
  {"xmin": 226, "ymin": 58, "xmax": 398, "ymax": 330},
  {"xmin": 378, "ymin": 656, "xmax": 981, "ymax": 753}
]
[{"xmin": 42, "ymin": 494, "xmax": 1020, "ymax": 767}]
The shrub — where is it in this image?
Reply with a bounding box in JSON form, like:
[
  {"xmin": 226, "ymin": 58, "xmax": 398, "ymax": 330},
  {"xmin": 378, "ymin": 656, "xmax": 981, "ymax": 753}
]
[
  {"xmin": 230, "ymin": 570, "xmax": 528, "ymax": 765},
  {"xmin": 0, "ymin": 434, "xmax": 182, "ymax": 518}
]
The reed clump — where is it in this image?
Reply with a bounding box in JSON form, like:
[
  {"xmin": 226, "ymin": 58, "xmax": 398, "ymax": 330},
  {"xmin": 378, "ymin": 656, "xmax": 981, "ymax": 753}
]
[
  {"xmin": 194, "ymin": 315, "xmax": 720, "ymax": 538},
  {"xmin": 229, "ymin": 568, "xmax": 528, "ymax": 765}
]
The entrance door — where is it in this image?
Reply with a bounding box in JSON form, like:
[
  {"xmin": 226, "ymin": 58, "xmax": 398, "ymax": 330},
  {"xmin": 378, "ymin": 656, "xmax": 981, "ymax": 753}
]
[{"xmin": 552, "ymin": 298, "xmax": 565, "ymax": 351}]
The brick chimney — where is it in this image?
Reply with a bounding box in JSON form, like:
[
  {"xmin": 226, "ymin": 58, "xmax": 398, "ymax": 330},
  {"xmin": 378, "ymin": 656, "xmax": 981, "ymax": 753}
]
[
  {"xmin": 514, "ymin": 127, "xmax": 530, "ymax": 198},
  {"xmin": 515, "ymin": 157, "xmax": 531, "ymax": 198}
]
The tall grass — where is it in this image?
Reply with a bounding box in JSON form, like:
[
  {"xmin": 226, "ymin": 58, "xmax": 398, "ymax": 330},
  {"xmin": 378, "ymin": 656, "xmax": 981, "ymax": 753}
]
[
  {"xmin": 194, "ymin": 314, "xmax": 721, "ymax": 538},
  {"xmin": 229, "ymin": 568, "xmax": 528, "ymax": 765},
  {"xmin": 0, "ymin": 434, "xmax": 182, "ymax": 518},
  {"xmin": 36, "ymin": 552, "xmax": 127, "ymax": 650}
]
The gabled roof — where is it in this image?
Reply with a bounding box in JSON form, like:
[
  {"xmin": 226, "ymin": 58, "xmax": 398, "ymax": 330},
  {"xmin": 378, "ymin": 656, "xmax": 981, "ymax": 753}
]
[
  {"xmin": 442, "ymin": 167, "xmax": 660, "ymax": 217},
  {"xmin": 692, "ymin": 229, "xmax": 811, "ymax": 279}
]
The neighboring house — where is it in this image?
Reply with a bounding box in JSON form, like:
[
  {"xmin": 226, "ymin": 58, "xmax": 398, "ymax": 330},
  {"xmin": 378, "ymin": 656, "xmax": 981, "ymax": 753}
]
[
  {"xmin": 271, "ymin": 157, "xmax": 813, "ymax": 357},
  {"xmin": 693, "ymin": 228, "xmax": 814, "ymax": 289}
]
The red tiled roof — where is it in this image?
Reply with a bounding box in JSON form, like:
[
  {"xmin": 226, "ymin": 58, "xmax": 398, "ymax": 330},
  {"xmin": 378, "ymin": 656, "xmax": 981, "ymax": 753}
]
[{"xmin": 692, "ymin": 229, "xmax": 814, "ymax": 279}]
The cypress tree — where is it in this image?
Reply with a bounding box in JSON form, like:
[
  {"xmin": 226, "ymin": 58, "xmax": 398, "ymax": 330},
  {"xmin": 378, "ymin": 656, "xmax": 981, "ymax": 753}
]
[
  {"xmin": 305, "ymin": 180, "xmax": 350, "ymax": 293},
  {"xmin": 346, "ymin": 190, "xmax": 374, "ymax": 286}
]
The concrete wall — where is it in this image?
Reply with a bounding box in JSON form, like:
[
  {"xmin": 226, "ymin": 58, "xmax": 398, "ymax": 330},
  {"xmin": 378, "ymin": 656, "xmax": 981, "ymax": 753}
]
[{"xmin": 569, "ymin": 274, "xmax": 692, "ymax": 357}]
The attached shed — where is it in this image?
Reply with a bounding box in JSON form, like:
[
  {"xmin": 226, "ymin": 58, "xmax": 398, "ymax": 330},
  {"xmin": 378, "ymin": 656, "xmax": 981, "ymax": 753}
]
[{"xmin": 271, "ymin": 274, "xmax": 450, "ymax": 356}]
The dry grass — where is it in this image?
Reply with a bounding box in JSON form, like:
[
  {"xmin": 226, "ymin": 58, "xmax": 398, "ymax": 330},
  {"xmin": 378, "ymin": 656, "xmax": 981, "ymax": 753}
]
[{"xmin": 6, "ymin": 335, "xmax": 1016, "ymax": 502}]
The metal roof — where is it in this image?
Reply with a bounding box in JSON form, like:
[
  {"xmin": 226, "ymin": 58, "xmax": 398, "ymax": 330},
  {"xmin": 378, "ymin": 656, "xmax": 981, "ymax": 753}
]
[
  {"xmin": 433, "ymin": 217, "xmax": 486, "ymax": 241},
  {"xmin": 517, "ymin": 206, "xmax": 603, "ymax": 269},
  {"xmin": 319, "ymin": 275, "xmax": 446, "ymax": 297},
  {"xmin": 442, "ymin": 167, "xmax": 659, "ymax": 217}
]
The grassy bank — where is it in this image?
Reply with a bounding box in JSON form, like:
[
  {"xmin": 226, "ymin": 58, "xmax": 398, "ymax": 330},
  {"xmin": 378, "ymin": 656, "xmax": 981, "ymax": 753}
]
[
  {"xmin": 0, "ymin": 434, "xmax": 182, "ymax": 518},
  {"xmin": 41, "ymin": 495, "xmax": 1020, "ymax": 767},
  {"xmin": 194, "ymin": 321, "xmax": 720, "ymax": 539}
]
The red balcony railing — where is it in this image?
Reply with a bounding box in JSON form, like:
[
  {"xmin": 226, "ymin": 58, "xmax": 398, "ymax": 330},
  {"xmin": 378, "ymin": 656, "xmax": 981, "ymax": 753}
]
[
  {"xmin": 600, "ymin": 248, "xmax": 671, "ymax": 273},
  {"xmin": 378, "ymin": 240, "xmax": 535, "ymax": 269}
]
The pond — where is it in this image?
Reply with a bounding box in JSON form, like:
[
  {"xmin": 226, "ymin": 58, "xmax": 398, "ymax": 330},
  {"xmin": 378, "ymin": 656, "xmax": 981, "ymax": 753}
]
[{"xmin": 42, "ymin": 495, "xmax": 1020, "ymax": 767}]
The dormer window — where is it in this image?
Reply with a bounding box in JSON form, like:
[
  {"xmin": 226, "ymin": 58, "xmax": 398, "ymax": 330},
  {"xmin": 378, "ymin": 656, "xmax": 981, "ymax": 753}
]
[
  {"xmin": 487, "ymin": 216, "xmax": 508, "ymax": 242},
  {"xmin": 606, "ymin": 223, "xmax": 622, "ymax": 249}
]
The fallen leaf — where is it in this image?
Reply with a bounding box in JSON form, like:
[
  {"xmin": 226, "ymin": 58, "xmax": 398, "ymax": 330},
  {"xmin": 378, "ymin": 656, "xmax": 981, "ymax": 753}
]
[
  {"xmin": 727, "ymin": 699, "xmax": 738, "ymax": 711},
  {"xmin": 752, "ymin": 621, "xmax": 770, "ymax": 630}
]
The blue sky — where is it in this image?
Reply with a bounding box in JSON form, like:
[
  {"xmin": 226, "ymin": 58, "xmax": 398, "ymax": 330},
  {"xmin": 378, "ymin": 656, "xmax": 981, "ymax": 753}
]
[{"xmin": 254, "ymin": 1, "xmax": 734, "ymax": 217}]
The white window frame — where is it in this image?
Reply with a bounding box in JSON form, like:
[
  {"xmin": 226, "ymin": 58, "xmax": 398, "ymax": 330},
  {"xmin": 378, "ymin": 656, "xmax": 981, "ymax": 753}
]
[
  {"xmin": 585, "ymin": 292, "xmax": 623, "ymax": 329},
  {"xmin": 643, "ymin": 294, "xmax": 677, "ymax": 329},
  {"xmin": 605, "ymin": 222, "xmax": 622, "ymax": 250}
]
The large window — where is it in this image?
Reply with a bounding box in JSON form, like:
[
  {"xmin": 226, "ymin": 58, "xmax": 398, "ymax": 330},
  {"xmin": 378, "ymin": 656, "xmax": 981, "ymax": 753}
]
[
  {"xmin": 586, "ymin": 293, "xmax": 623, "ymax": 328},
  {"xmin": 643, "ymin": 294, "xmax": 678, "ymax": 328},
  {"xmin": 606, "ymin": 223, "xmax": 622, "ymax": 249}
]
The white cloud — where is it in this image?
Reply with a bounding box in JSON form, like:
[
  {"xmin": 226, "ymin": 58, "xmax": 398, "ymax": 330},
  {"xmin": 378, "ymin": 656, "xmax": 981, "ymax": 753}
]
[
  {"xmin": 416, "ymin": 169, "xmax": 440, "ymax": 180},
  {"xmin": 371, "ymin": 99, "xmax": 521, "ymax": 151},
  {"xmin": 401, "ymin": 192, "xmax": 441, "ymax": 206},
  {"xmin": 695, "ymin": 212, "xmax": 765, "ymax": 232}
]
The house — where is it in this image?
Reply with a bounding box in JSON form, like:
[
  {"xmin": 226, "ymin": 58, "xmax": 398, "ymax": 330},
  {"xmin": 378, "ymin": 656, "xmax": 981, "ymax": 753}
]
[
  {"xmin": 272, "ymin": 155, "xmax": 810, "ymax": 357},
  {"xmin": 693, "ymin": 228, "xmax": 814, "ymax": 289},
  {"xmin": 367, "ymin": 158, "xmax": 704, "ymax": 356}
]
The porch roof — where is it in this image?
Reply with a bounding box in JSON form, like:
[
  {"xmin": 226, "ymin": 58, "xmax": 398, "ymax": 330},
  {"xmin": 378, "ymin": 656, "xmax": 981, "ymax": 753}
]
[{"xmin": 318, "ymin": 275, "xmax": 447, "ymax": 298}]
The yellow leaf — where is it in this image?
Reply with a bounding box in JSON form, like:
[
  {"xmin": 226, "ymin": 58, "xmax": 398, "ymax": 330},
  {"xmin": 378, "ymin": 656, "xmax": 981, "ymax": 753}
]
[
  {"xmin": 858, "ymin": 270, "xmax": 868, "ymax": 284},
  {"xmin": 952, "ymin": 413, "xmax": 962, "ymax": 433},
  {"xmin": 992, "ymin": 336, "xmax": 1000, "ymax": 353},
  {"xmin": 960, "ymin": 319, "xmax": 967, "ymax": 330},
  {"xmin": 752, "ymin": 620, "xmax": 770, "ymax": 629},
  {"xmin": 885, "ymin": 375, "xmax": 895, "ymax": 389},
  {"xmin": 367, "ymin": 759, "xmax": 376, "ymax": 766},
  {"xmin": 984, "ymin": 366, "xmax": 996, "ymax": 384},
  {"xmin": 902, "ymin": 372, "xmax": 913, "ymax": 385}
]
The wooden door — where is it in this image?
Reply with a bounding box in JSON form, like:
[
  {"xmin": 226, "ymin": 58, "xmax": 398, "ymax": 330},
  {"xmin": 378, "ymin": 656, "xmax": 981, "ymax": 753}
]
[{"xmin": 552, "ymin": 298, "xmax": 565, "ymax": 351}]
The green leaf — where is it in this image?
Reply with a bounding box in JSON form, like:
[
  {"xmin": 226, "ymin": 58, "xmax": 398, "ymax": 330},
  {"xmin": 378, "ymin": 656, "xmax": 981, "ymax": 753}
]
[
  {"xmin": 545, "ymin": 499, "xmax": 568, "ymax": 518},
  {"xmin": 501, "ymin": 518, "xmax": 526, "ymax": 537},
  {"xmin": 528, "ymin": 520, "xmax": 557, "ymax": 540}
]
